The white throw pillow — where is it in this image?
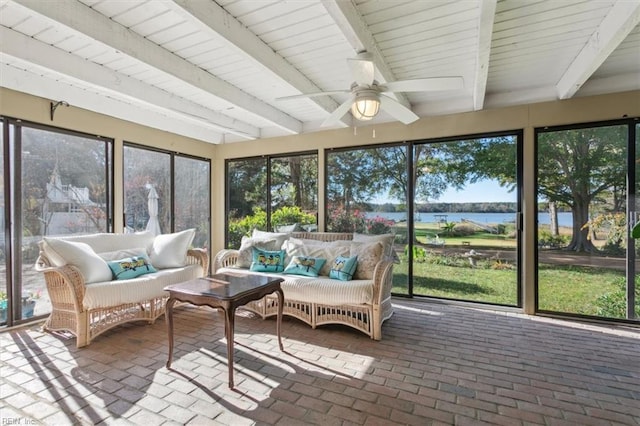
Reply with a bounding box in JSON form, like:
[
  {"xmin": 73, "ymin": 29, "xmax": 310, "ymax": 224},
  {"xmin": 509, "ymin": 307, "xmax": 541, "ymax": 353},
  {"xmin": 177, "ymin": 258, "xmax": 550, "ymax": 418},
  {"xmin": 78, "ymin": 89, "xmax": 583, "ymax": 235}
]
[
  {"xmin": 353, "ymin": 233, "xmax": 396, "ymax": 259},
  {"xmin": 237, "ymin": 236, "xmax": 279, "ymax": 268},
  {"xmin": 149, "ymin": 229, "xmax": 195, "ymax": 269},
  {"xmin": 350, "ymin": 241, "xmax": 384, "ymax": 280},
  {"xmin": 41, "ymin": 238, "xmax": 113, "ymax": 284},
  {"xmin": 251, "ymin": 229, "xmax": 290, "ymax": 248},
  {"xmin": 98, "ymin": 247, "xmax": 149, "ymax": 261},
  {"xmin": 284, "ymin": 238, "xmax": 350, "ymax": 276}
]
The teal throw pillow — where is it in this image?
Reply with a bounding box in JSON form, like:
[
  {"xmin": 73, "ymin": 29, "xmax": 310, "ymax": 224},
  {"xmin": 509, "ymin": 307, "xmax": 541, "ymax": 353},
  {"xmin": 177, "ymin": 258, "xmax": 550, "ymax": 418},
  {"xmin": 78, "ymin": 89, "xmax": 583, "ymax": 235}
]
[
  {"xmin": 329, "ymin": 255, "xmax": 358, "ymax": 281},
  {"xmin": 107, "ymin": 255, "xmax": 157, "ymax": 280},
  {"xmin": 250, "ymin": 248, "xmax": 286, "ymax": 273},
  {"xmin": 283, "ymin": 256, "xmax": 326, "ymax": 277}
]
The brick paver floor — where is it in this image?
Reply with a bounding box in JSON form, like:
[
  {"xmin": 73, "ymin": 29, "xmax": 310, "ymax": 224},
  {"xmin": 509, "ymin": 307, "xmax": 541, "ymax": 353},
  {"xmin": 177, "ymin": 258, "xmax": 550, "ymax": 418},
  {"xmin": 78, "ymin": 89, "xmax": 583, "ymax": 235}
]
[{"xmin": 1, "ymin": 299, "xmax": 639, "ymax": 425}]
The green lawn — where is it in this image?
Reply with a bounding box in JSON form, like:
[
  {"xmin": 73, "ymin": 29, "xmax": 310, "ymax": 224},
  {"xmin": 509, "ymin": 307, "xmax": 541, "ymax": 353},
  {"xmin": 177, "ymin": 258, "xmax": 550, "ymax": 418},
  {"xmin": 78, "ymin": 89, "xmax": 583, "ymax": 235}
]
[{"xmin": 392, "ymin": 260, "xmax": 625, "ymax": 316}]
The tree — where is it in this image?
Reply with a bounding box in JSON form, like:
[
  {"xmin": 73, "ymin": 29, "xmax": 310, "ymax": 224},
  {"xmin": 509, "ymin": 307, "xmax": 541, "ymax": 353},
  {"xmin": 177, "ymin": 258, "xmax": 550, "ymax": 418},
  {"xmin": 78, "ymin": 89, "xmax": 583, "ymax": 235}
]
[{"xmin": 538, "ymin": 126, "xmax": 626, "ymax": 252}]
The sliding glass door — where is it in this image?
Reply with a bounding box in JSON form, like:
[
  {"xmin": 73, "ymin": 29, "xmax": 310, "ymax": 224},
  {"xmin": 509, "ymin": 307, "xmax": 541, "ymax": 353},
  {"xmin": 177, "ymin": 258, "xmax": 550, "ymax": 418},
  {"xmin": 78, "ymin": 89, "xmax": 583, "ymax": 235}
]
[
  {"xmin": 1, "ymin": 118, "xmax": 113, "ymax": 326},
  {"xmin": 536, "ymin": 121, "xmax": 638, "ymax": 321},
  {"xmin": 411, "ymin": 134, "xmax": 520, "ymax": 305}
]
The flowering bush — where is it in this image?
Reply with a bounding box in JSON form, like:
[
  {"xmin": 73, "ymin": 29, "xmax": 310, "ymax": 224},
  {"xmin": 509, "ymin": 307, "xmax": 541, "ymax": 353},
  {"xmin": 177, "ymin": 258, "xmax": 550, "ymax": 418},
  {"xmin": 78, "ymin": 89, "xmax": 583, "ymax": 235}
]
[
  {"xmin": 327, "ymin": 207, "xmax": 366, "ymax": 233},
  {"xmin": 366, "ymin": 216, "xmax": 394, "ymax": 235}
]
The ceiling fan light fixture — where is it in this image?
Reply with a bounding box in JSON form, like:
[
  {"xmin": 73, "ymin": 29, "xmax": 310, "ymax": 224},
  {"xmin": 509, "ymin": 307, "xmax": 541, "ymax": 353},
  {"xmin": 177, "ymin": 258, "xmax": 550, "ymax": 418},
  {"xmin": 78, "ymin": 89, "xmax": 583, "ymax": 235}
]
[{"xmin": 351, "ymin": 91, "xmax": 380, "ymax": 121}]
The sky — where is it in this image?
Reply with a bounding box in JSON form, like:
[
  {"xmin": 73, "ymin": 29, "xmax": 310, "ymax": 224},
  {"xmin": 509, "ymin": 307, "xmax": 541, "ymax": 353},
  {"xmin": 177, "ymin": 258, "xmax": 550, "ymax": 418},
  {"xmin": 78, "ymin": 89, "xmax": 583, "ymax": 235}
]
[
  {"xmin": 437, "ymin": 180, "xmax": 515, "ymax": 203},
  {"xmin": 373, "ymin": 179, "xmax": 515, "ymax": 204}
]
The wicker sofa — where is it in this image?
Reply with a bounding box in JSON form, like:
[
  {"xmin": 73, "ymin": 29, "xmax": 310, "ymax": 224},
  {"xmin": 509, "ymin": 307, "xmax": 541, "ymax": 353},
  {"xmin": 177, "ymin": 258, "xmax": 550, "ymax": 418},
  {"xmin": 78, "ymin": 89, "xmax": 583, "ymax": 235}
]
[
  {"xmin": 214, "ymin": 231, "xmax": 394, "ymax": 340},
  {"xmin": 35, "ymin": 229, "xmax": 208, "ymax": 348}
]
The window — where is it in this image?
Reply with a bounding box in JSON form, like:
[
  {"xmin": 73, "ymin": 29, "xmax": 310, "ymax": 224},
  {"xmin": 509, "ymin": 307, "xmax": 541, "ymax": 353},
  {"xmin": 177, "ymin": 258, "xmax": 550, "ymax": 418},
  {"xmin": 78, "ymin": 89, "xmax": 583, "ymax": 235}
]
[
  {"xmin": 326, "ymin": 133, "xmax": 521, "ymax": 305},
  {"xmin": 536, "ymin": 121, "xmax": 638, "ymax": 321},
  {"xmin": 226, "ymin": 153, "xmax": 318, "ymax": 248},
  {"xmin": 124, "ymin": 143, "xmax": 210, "ymax": 253},
  {"xmin": 1, "ymin": 117, "xmax": 112, "ymax": 326}
]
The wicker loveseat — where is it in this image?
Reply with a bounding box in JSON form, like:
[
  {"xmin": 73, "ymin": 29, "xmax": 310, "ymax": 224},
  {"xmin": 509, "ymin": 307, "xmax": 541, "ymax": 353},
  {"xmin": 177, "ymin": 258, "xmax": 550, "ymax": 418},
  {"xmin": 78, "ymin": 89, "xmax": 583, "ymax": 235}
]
[
  {"xmin": 214, "ymin": 231, "xmax": 394, "ymax": 340},
  {"xmin": 35, "ymin": 229, "xmax": 208, "ymax": 348}
]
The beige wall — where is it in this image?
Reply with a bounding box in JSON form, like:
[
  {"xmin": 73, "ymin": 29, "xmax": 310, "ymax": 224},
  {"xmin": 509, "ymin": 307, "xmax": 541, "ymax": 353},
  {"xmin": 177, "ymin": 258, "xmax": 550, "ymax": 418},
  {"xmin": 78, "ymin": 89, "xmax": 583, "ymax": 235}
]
[{"xmin": 3, "ymin": 87, "xmax": 639, "ymax": 313}]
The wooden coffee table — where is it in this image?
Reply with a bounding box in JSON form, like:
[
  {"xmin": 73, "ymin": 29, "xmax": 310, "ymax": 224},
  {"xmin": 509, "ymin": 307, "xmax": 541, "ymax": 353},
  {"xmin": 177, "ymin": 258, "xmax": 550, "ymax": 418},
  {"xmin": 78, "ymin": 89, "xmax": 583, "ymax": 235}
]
[{"xmin": 164, "ymin": 272, "xmax": 284, "ymax": 388}]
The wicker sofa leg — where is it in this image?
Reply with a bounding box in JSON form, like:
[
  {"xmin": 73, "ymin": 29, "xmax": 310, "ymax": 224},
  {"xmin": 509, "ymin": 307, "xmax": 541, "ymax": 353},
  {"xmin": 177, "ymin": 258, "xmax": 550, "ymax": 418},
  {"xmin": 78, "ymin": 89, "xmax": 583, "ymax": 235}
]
[{"xmin": 77, "ymin": 311, "xmax": 90, "ymax": 348}]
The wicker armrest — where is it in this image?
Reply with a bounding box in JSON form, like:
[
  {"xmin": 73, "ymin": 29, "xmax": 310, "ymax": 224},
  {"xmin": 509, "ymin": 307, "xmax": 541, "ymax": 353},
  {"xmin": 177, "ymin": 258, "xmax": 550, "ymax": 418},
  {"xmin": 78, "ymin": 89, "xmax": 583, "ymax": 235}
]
[
  {"xmin": 372, "ymin": 259, "xmax": 394, "ymax": 306},
  {"xmin": 39, "ymin": 264, "xmax": 87, "ymax": 313},
  {"xmin": 213, "ymin": 249, "xmax": 240, "ymax": 271},
  {"xmin": 187, "ymin": 248, "xmax": 209, "ymax": 274}
]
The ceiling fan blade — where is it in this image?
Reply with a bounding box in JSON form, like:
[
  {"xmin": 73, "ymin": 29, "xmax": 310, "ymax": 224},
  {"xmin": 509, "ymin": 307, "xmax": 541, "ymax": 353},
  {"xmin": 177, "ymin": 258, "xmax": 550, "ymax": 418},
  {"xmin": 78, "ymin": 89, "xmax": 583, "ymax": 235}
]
[
  {"xmin": 380, "ymin": 95, "xmax": 420, "ymax": 125},
  {"xmin": 321, "ymin": 94, "xmax": 355, "ymax": 127},
  {"xmin": 382, "ymin": 77, "xmax": 464, "ymax": 93},
  {"xmin": 348, "ymin": 57, "xmax": 375, "ymax": 86},
  {"xmin": 276, "ymin": 90, "xmax": 349, "ymax": 101}
]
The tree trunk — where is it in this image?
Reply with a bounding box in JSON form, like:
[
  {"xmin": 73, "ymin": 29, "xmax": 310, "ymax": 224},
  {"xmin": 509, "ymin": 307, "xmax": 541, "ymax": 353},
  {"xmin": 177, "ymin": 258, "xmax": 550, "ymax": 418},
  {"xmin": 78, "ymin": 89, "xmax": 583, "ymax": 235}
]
[
  {"xmin": 549, "ymin": 202, "xmax": 559, "ymax": 236},
  {"xmin": 567, "ymin": 199, "xmax": 597, "ymax": 252},
  {"xmin": 289, "ymin": 158, "xmax": 302, "ymax": 206}
]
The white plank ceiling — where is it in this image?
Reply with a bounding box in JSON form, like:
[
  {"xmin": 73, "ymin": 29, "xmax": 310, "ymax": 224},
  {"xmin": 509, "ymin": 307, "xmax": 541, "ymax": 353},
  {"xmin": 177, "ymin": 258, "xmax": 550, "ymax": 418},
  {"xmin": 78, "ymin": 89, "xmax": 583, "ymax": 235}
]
[{"xmin": 1, "ymin": 0, "xmax": 638, "ymax": 144}]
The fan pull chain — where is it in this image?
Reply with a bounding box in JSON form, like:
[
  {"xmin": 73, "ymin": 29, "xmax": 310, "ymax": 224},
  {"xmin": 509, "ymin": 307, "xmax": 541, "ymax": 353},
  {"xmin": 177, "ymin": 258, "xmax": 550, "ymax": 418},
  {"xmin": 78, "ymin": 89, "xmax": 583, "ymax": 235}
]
[
  {"xmin": 373, "ymin": 129, "xmax": 376, "ymax": 138},
  {"xmin": 354, "ymin": 126, "xmax": 357, "ymax": 136}
]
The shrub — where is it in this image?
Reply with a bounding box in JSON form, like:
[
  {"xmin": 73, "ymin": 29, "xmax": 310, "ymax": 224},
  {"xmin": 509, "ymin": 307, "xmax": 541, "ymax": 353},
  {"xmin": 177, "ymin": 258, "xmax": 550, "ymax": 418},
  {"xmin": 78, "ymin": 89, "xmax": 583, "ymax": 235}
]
[
  {"xmin": 327, "ymin": 207, "xmax": 366, "ymax": 233},
  {"xmin": 452, "ymin": 224, "xmax": 476, "ymax": 237},
  {"xmin": 595, "ymin": 278, "xmax": 640, "ymax": 318},
  {"xmin": 584, "ymin": 212, "xmax": 626, "ymax": 254},
  {"xmin": 271, "ymin": 206, "xmax": 315, "ymax": 228},
  {"xmin": 366, "ymin": 216, "xmax": 394, "ymax": 235},
  {"xmin": 227, "ymin": 207, "xmax": 267, "ymax": 248},
  {"xmin": 538, "ymin": 230, "xmax": 569, "ymax": 248}
]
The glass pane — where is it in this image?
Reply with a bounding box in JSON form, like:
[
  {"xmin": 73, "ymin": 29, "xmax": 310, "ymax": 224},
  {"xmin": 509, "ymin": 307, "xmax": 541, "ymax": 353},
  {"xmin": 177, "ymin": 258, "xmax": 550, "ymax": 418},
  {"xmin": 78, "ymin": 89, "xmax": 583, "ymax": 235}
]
[
  {"xmin": 636, "ymin": 122, "xmax": 640, "ymax": 319},
  {"xmin": 226, "ymin": 158, "xmax": 267, "ymax": 248},
  {"xmin": 175, "ymin": 156, "xmax": 210, "ymax": 250},
  {"xmin": 0, "ymin": 121, "xmax": 5, "ymax": 324},
  {"xmin": 22, "ymin": 127, "xmax": 109, "ymax": 320},
  {"xmin": 124, "ymin": 146, "xmax": 171, "ymax": 235},
  {"xmin": 537, "ymin": 125, "xmax": 632, "ymax": 319},
  {"xmin": 326, "ymin": 146, "xmax": 408, "ymax": 294},
  {"xmin": 412, "ymin": 136, "xmax": 519, "ymax": 305},
  {"xmin": 270, "ymin": 155, "xmax": 318, "ymax": 232}
]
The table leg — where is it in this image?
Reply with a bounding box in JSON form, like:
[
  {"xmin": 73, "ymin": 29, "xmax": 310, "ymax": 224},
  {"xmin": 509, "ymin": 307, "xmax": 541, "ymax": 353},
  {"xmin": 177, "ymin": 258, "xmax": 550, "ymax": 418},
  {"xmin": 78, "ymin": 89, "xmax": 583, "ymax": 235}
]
[
  {"xmin": 275, "ymin": 289, "xmax": 284, "ymax": 351},
  {"xmin": 165, "ymin": 297, "xmax": 176, "ymax": 368},
  {"xmin": 224, "ymin": 306, "xmax": 236, "ymax": 388}
]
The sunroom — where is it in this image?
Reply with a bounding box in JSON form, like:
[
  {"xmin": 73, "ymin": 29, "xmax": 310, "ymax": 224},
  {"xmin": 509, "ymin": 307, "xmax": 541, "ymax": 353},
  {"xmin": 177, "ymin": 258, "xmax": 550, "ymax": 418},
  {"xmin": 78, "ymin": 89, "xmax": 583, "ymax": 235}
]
[{"xmin": 1, "ymin": 1, "xmax": 639, "ymax": 424}]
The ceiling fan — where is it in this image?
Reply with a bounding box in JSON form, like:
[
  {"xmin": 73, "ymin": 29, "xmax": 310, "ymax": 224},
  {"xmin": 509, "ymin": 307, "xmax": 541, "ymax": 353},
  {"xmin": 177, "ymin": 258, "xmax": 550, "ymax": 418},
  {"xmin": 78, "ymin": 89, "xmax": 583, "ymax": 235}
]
[{"xmin": 277, "ymin": 52, "xmax": 464, "ymax": 126}]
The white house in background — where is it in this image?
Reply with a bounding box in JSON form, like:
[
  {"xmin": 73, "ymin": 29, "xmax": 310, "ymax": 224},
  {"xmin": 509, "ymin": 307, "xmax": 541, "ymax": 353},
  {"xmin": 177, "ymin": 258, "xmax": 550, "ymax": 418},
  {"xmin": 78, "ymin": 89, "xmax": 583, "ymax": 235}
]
[{"xmin": 42, "ymin": 167, "xmax": 104, "ymax": 236}]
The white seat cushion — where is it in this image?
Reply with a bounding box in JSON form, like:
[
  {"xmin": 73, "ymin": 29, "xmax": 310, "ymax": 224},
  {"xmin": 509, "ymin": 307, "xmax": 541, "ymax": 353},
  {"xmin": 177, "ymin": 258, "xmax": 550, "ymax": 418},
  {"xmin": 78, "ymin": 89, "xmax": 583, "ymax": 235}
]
[
  {"xmin": 217, "ymin": 267, "xmax": 373, "ymax": 305},
  {"xmin": 83, "ymin": 264, "xmax": 203, "ymax": 309}
]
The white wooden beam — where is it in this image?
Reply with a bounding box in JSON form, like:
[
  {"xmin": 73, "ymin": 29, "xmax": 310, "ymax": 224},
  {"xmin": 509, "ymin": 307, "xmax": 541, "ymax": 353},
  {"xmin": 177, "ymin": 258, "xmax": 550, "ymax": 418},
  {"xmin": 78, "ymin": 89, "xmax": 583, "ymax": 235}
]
[
  {"xmin": 473, "ymin": 0, "xmax": 498, "ymax": 110},
  {"xmin": 322, "ymin": 0, "xmax": 411, "ymax": 109},
  {"xmin": 11, "ymin": 0, "xmax": 302, "ymax": 134},
  {"xmin": 169, "ymin": 0, "xmax": 350, "ymax": 127},
  {"xmin": 0, "ymin": 62, "xmax": 224, "ymax": 144},
  {"xmin": 0, "ymin": 27, "xmax": 259, "ymax": 141},
  {"xmin": 556, "ymin": 0, "xmax": 640, "ymax": 99}
]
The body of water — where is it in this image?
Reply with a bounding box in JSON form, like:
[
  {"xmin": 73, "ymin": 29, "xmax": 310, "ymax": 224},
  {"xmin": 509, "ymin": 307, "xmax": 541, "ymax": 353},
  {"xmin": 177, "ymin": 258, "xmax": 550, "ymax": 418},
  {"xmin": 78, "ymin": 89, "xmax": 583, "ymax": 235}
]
[{"xmin": 365, "ymin": 211, "xmax": 573, "ymax": 228}]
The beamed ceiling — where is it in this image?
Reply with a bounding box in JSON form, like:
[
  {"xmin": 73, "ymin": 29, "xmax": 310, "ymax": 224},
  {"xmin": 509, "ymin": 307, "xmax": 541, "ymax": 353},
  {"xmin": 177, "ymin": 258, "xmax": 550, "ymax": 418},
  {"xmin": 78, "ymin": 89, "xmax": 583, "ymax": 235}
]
[{"xmin": 1, "ymin": 0, "xmax": 639, "ymax": 144}]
